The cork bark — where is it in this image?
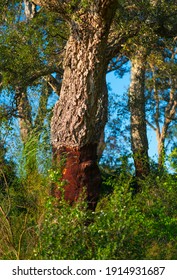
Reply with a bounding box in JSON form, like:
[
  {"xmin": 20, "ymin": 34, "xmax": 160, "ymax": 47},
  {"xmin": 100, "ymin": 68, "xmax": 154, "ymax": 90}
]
[{"xmin": 48, "ymin": 1, "xmax": 117, "ymax": 208}]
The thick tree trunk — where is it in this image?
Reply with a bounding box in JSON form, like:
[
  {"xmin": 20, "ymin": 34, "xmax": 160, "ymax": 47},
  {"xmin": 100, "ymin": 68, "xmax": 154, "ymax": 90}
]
[
  {"xmin": 129, "ymin": 48, "xmax": 150, "ymax": 179},
  {"xmin": 51, "ymin": 3, "xmax": 116, "ymax": 209}
]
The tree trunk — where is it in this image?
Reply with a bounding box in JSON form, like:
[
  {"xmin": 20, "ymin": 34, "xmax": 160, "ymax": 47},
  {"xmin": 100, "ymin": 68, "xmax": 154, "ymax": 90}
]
[
  {"xmin": 129, "ymin": 48, "xmax": 150, "ymax": 179},
  {"xmin": 16, "ymin": 84, "xmax": 51, "ymax": 175},
  {"xmin": 156, "ymin": 101, "xmax": 177, "ymax": 170},
  {"xmin": 51, "ymin": 3, "xmax": 116, "ymax": 209},
  {"xmin": 156, "ymin": 131, "xmax": 165, "ymax": 170},
  {"xmin": 24, "ymin": 0, "xmax": 36, "ymax": 20},
  {"xmin": 16, "ymin": 87, "xmax": 32, "ymax": 144},
  {"xmin": 152, "ymin": 75, "xmax": 177, "ymax": 170}
]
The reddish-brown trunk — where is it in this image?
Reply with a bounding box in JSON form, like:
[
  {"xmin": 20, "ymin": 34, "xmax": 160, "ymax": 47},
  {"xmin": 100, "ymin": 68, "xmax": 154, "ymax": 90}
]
[{"xmin": 52, "ymin": 144, "xmax": 101, "ymax": 209}]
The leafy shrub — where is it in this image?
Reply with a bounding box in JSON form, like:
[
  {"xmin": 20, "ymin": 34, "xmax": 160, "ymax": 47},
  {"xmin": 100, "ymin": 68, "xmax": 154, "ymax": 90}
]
[
  {"xmin": 34, "ymin": 194, "xmax": 91, "ymax": 260},
  {"xmin": 34, "ymin": 172, "xmax": 177, "ymax": 260},
  {"xmin": 0, "ymin": 157, "xmax": 176, "ymax": 260}
]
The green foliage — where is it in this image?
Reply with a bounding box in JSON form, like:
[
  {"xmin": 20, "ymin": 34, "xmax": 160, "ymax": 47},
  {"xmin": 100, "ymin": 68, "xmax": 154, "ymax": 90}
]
[
  {"xmin": 0, "ymin": 2, "xmax": 67, "ymax": 89},
  {"xmin": 34, "ymin": 195, "xmax": 89, "ymax": 260},
  {"xmin": 0, "ymin": 0, "xmax": 177, "ymax": 261},
  {"xmin": 0, "ymin": 164, "xmax": 49, "ymax": 259},
  {"xmin": 169, "ymin": 148, "xmax": 177, "ymax": 173},
  {"xmin": 0, "ymin": 127, "xmax": 51, "ymax": 260},
  {"xmin": 0, "ymin": 138, "xmax": 18, "ymax": 196},
  {"xmin": 33, "ymin": 172, "xmax": 177, "ymax": 260},
  {"xmin": 0, "ymin": 153, "xmax": 177, "ymax": 260}
]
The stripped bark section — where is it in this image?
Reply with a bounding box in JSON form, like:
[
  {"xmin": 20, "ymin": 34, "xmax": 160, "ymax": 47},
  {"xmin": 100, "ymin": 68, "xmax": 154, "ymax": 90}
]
[{"xmin": 52, "ymin": 144, "xmax": 101, "ymax": 209}]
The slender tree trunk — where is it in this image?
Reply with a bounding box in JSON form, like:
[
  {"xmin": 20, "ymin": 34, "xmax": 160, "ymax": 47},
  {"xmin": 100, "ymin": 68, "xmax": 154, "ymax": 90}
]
[
  {"xmin": 129, "ymin": 48, "xmax": 150, "ymax": 179},
  {"xmin": 156, "ymin": 102, "xmax": 177, "ymax": 170},
  {"xmin": 151, "ymin": 73, "xmax": 177, "ymax": 170},
  {"xmin": 24, "ymin": 0, "xmax": 36, "ymax": 20},
  {"xmin": 16, "ymin": 87, "xmax": 37, "ymax": 175},
  {"xmin": 34, "ymin": 82, "xmax": 51, "ymax": 129},
  {"xmin": 16, "ymin": 84, "xmax": 51, "ymax": 174},
  {"xmin": 16, "ymin": 87, "xmax": 32, "ymax": 144},
  {"xmin": 51, "ymin": 3, "xmax": 116, "ymax": 209},
  {"xmin": 156, "ymin": 132, "xmax": 165, "ymax": 169}
]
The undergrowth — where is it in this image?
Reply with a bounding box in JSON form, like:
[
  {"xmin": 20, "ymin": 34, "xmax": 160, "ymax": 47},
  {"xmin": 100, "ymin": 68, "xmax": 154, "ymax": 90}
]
[{"xmin": 0, "ymin": 164, "xmax": 176, "ymax": 260}]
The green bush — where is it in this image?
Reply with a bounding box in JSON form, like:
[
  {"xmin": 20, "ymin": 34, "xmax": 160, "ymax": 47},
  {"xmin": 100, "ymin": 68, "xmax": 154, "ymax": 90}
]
[
  {"xmin": 33, "ymin": 173, "xmax": 177, "ymax": 260},
  {"xmin": 34, "ymin": 194, "xmax": 91, "ymax": 260},
  {"xmin": 0, "ymin": 161, "xmax": 176, "ymax": 260}
]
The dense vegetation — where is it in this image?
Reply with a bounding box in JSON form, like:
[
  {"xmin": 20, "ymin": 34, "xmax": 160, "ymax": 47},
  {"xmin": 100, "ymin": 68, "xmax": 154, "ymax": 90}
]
[
  {"xmin": 0, "ymin": 1, "xmax": 177, "ymax": 260},
  {"xmin": 0, "ymin": 148, "xmax": 177, "ymax": 259}
]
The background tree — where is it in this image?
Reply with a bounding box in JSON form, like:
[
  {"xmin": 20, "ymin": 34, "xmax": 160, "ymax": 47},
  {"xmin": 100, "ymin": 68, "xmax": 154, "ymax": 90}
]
[
  {"xmin": 129, "ymin": 46, "xmax": 150, "ymax": 179},
  {"xmin": 0, "ymin": 0, "xmax": 65, "ymax": 175},
  {"xmin": 120, "ymin": 0, "xmax": 177, "ymax": 179},
  {"xmin": 146, "ymin": 39, "xmax": 177, "ymax": 170}
]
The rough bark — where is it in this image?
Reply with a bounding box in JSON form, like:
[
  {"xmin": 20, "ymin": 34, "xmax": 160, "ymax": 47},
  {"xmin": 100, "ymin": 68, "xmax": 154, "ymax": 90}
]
[
  {"xmin": 129, "ymin": 48, "xmax": 150, "ymax": 179},
  {"xmin": 48, "ymin": 1, "xmax": 117, "ymax": 208}
]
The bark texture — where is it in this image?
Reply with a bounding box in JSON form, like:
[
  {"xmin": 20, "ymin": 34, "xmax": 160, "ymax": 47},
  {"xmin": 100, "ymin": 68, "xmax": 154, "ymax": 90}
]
[
  {"xmin": 49, "ymin": 1, "xmax": 117, "ymax": 208},
  {"xmin": 129, "ymin": 48, "xmax": 150, "ymax": 179}
]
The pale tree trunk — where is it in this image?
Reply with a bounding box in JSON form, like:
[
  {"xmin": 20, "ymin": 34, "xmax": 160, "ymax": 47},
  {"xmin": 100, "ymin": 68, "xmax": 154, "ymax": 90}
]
[
  {"xmin": 16, "ymin": 87, "xmax": 37, "ymax": 175},
  {"xmin": 24, "ymin": 0, "xmax": 36, "ymax": 20},
  {"xmin": 34, "ymin": 82, "xmax": 52, "ymax": 129},
  {"xmin": 16, "ymin": 87, "xmax": 32, "ymax": 144},
  {"xmin": 129, "ymin": 48, "xmax": 150, "ymax": 179},
  {"xmin": 156, "ymin": 131, "xmax": 165, "ymax": 169},
  {"xmin": 147, "ymin": 62, "xmax": 177, "ymax": 171},
  {"xmin": 155, "ymin": 85, "xmax": 177, "ymax": 169},
  {"xmin": 48, "ymin": 1, "xmax": 117, "ymax": 209},
  {"xmin": 16, "ymin": 84, "xmax": 52, "ymax": 174}
]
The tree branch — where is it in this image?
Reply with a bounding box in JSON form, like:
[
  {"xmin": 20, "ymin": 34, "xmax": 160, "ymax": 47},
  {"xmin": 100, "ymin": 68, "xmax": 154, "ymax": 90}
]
[
  {"xmin": 146, "ymin": 119, "xmax": 156, "ymax": 131},
  {"xmin": 24, "ymin": 0, "xmax": 37, "ymax": 20},
  {"xmin": 107, "ymin": 55, "xmax": 129, "ymax": 74},
  {"xmin": 32, "ymin": 0, "xmax": 71, "ymax": 20},
  {"xmin": 43, "ymin": 74, "xmax": 62, "ymax": 95},
  {"xmin": 106, "ymin": 25, "xmax": 140, "ymax": 61},
  {"xmin": 27, "ymin": 65, "xmax": 63, "ymax": 85}
]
